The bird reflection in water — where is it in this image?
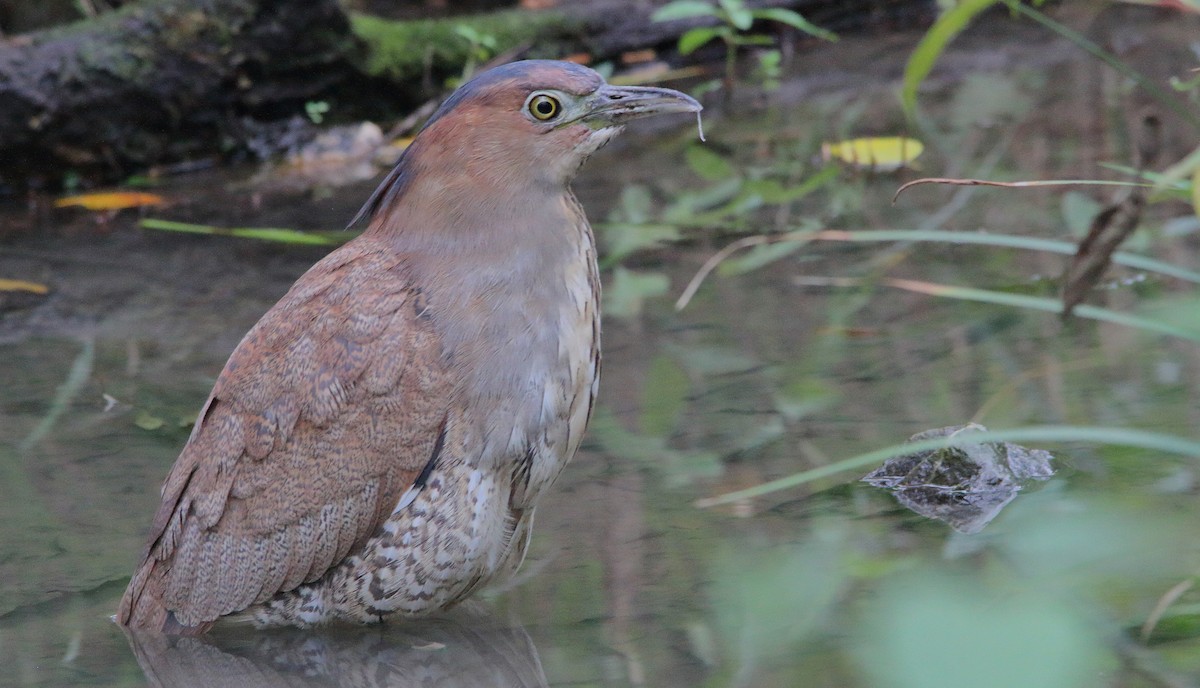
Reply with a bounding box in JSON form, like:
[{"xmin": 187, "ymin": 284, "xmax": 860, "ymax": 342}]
[{"xmin": 123, "ymin": 606, "xmax": 548, "ymax": 688}]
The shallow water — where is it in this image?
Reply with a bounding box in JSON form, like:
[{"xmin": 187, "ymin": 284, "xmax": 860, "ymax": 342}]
[{"xmin": 2, "ymin": 9, "xmax": 1200, "ymax": 687}]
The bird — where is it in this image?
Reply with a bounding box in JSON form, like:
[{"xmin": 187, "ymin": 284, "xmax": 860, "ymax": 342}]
[{"xmin": 116, "ymin": 59, "xmax": 701, "ymax": 634}]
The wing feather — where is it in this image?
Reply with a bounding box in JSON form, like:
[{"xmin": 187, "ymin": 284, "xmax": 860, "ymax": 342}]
[{"xmin": 118, "ymin": 240, "xmax": 450, "ymax": 632}]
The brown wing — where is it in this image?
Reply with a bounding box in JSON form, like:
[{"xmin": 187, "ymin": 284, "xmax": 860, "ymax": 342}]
[{"xmin": 118, "ymin": 239, "xmax": 449, "ymax": 633}]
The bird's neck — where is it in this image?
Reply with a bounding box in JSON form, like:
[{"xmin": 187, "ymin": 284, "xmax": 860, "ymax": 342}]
[
  {"xmin": 369, "ymin": 177, "xmax": 572, "ymax": 259},
  {"xmin": 363, "ymin": 179, "xmax": 597, "ymax": 474}
]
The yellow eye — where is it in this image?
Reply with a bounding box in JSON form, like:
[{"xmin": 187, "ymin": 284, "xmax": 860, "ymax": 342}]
[{"xmin": 528, "ymin": 94, "xmax": 561, "ymax": 121}]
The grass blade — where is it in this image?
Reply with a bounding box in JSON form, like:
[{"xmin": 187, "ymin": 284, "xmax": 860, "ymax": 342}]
[
  {"xmin": 901, "ymin": 0, "xmax": 998, "ymax": 117},
  {"xmin": 879, "ymin": 278, "xmax": 1200, "ymax": 341},
  {"xmin": 697, "ymin": 425, "xmax": 1200, "ymax": 507},
  {"xmin": 814, "ymin": 229, "xmax": 1200, "ymax": 284},
  {"xmin": 140, "ymin": 219, "xmax": 345, "ymax": 245}
]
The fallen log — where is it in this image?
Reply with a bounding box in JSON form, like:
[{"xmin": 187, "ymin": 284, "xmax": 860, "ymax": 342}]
[{"xmin": 0, "ymin": 0, "xmax": 932, "ymax": 189}]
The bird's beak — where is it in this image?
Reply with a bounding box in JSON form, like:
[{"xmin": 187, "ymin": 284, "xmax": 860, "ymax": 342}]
[{"xmin": 579, "ymin": 84, "xmax": 702, "ymax": 126}]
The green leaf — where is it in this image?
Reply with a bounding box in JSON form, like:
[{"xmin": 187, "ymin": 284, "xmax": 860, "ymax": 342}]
[
  {"xmin": 651, "ymin": 0, "xmax": 718, "ymax": 22},
  {"xmin": 685, "ymin": 145, "xmax": 735, "ymax": 181},
  {"xmin": 678, "ymin": 26, "xmax": 724, "ymax": 55},
  {"xmin": 604, "ymin": 267, "xmax": 670, "ymax": 318},
  {"xmin": 610, "ymin": 184, "xmax": 654, "ymax": 224},
  {"xmin": 741, "ymin": 167, "xmax": 837, "ymax": 204},
  {"xmin": 751, "ymin": 7, "xmax": 837, "ymax": 41},
  {"xmin": 140, "ymin": 219, "xmax": 343, "ymax": 245},
  {"xmin": 662, "ymin": 177, "xmax": 743, "ymax": 224},
  {"xmin": 901, "ymin": 0, "xmax": 999, "ymax": 117},
  {"xmin": 601, "ymin": 223, "xmax": 682, "ymax": 264},
  {"xmin": 717, "ymin": 0, "xmax": 753, "ymax": 29}
]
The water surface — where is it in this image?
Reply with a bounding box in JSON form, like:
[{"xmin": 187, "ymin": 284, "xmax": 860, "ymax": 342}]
[{"xmin": 2, "ymin": 10, "xmax": 1199, "ymax": 687}]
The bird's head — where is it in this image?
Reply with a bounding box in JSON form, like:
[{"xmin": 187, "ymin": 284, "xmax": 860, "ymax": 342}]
[{"xmin": 352, "ymin": 60, "xmax": 702, "ymax": 228}]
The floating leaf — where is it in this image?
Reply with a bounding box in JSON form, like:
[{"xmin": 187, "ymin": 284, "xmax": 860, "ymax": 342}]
[
  {"xmin": 862, "ymin": 423, "xmax": 1054, "ymax": 534},
  {"xmin": 54, "ymin": 191, "xmax": 166, "ymax": 211},
  {"xmin": 0, "ymin": 279, "xmax": 49, "ymax": 294},
  {"xmin": 822, "ymin": 137, "xmax": 924, "ymax": 171}
]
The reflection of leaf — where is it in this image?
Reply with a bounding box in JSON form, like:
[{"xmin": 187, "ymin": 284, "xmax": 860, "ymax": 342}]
[
  {"xmin": 589, "ymin": 408, "xmax": 722, "ymax": 487},
  {"xmin": 640, "ymin": 354, "xmax": 690, "ymax": 436},
  {"xmin": 604, "ymin": 267, "xmax": 669, "ymax": 318}
]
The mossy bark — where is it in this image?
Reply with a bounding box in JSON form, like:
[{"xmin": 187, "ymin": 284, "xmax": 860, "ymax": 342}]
[{"xmin": 0, "ymin": 0, "xmax": 354, "ymax": 185}]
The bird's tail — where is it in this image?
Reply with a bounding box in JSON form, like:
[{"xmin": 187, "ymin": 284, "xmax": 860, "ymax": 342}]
[{"xmin": 116, "ymin": 560, "xmax": 211, "ymax": 635}]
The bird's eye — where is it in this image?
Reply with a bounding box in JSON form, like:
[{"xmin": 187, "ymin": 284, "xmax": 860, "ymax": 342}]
[{"xmin": 528, "ymin": 94, "xmax": 561, "ymax": 121}]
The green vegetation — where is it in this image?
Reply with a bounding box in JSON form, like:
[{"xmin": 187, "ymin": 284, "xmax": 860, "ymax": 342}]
[
  {"xmin": 652, "ymin": 0, "xmax": 836, "ymax": 91},
  {"xmin": 348, "ymin": 10, "xmax": 576, "ymax": 81}
]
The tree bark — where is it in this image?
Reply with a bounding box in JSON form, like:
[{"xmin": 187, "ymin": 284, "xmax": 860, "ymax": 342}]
[{"xmin": 0, "ymin": 0, "xmax": 354, "ymax": 185}]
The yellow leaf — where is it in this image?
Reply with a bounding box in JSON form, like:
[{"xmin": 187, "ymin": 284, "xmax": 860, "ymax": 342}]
[
  {"xmin": 821, "ymin": 137, "xmax": 924, "ymax": 171},
  {"xmin": 54, "ymin": 191, "xmax": 167, "ymax": 211},
  {"xmin": 0, "ymin": 278, "xmax": 49, "ymax": 294}
]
